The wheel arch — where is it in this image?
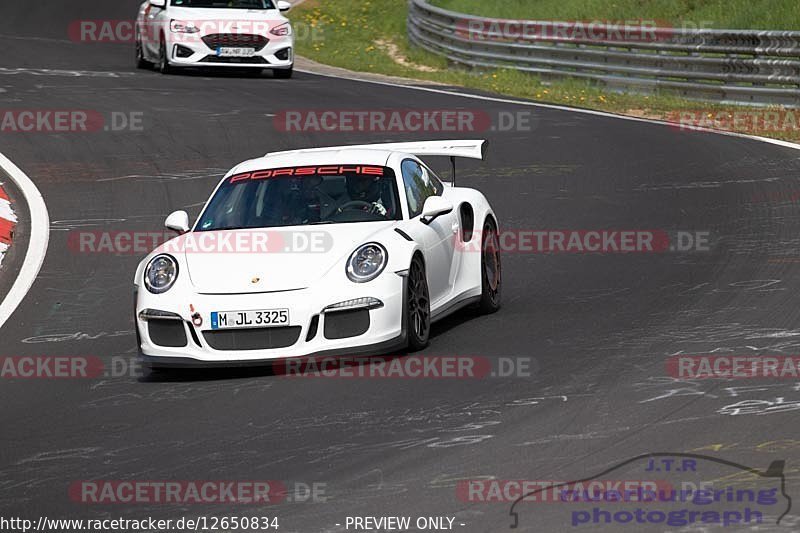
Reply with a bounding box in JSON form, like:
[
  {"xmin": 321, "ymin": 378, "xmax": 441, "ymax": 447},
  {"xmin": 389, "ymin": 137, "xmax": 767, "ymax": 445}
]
[
  {"xmin": 484, "ymin": 212, "xmax": 498, "ymax": 231},
  {"xmin": 412, "ymin": 249, "xmax": 425, "ymax": 267},
  {"xmin": 452, "ymin": 192, "xmax": 498, "ymax": 294},
  {"xmin": 385, "ymin": 230, "xmax": 423, "ymax": 275}
]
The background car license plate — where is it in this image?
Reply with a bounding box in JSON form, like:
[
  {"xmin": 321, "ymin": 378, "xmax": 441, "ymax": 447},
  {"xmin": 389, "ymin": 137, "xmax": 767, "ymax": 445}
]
[
  {"xmin": 217, "ymin": 47, "xmax": 256, "ymax": 58},
  {"xmin": 211, "ymin": 309, "xmax": 289, "ymax": 330}
]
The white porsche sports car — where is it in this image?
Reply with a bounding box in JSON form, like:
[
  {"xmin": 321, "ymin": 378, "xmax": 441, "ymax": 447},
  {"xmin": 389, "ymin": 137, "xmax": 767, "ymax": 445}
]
[
  {"xmin": 134, "ymin": 140, "xmax": 501, "ymax": 367},
  {"xmin": 135, "ymin": 0, "xmax": 294, "ymax": 77}
]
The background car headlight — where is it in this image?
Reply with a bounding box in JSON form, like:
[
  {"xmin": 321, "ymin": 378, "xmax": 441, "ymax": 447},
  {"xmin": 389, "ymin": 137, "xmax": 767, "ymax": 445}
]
[
  {"xmin": 346, "ymin": 243, "xmax": 387, "ymax": 283},
  {"xmin": 270, "ymin": 22, "xmax": 292, "ymax": 36},
  {"xmin": 145, "ymin": 254, "xmax": 179, "ymax": 294},
  {"xmin": 170, "ymin": 19, "xmax": 200, "ymax": 33}
]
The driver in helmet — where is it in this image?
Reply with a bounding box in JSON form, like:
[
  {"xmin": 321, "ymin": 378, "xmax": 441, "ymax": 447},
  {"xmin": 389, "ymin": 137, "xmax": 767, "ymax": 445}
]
[{"xmin": 337, "ymin": 174, "xmax": 388, "ymax": 216}]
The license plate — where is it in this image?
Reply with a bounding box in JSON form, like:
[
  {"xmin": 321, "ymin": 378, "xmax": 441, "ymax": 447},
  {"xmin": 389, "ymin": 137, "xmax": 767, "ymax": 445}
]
[
  {"xmin": 216, "ymin": 47, "xmax": 256, "ymax": 58},
  {"xmin": 210, "ymin": 309, "xmax": 289, "ymax": 330}
]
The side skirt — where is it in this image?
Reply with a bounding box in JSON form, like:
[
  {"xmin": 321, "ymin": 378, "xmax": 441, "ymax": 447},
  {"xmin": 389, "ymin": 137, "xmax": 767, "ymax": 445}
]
[{"xmin": 430, "ymin": 292, "xmax": 481, "ymax": 323}]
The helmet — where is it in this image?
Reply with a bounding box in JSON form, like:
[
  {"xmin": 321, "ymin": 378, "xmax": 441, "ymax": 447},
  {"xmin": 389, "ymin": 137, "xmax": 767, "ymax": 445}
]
[{"xmin": 346, "ymin": 174, "xmax": 381, "ymax": 202}]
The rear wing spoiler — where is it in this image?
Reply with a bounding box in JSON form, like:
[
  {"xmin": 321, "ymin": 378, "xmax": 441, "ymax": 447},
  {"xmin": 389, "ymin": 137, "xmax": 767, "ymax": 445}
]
[{"xmin": 266, "ymin": 140, "xmax": 488, "ymax": 161}]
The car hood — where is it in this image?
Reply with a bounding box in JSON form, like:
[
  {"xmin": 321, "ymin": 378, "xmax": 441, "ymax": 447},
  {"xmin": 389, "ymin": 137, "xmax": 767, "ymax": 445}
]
[
  {"xmin": 167, "ymin": 6, "xmax": 287, "ymax": 24},
  {"xmin": 176, "ymin": 222, "xmax": 396, "ymax": 294}
]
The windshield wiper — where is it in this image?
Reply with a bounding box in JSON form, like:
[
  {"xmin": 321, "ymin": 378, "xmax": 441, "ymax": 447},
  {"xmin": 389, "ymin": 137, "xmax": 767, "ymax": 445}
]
[{"xmin": 204, "ymin": 225, "xmax": 251, "ymax": 231}]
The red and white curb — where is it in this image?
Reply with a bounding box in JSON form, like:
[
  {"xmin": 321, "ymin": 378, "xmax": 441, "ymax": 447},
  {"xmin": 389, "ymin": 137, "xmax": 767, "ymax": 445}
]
[
  {"xmin": 0, "ymin": 151, "xmax": 49, "ymax": 329},
  {"xmin": 0, "ymin": 183, "xmax": 16, "ymax": 266}
]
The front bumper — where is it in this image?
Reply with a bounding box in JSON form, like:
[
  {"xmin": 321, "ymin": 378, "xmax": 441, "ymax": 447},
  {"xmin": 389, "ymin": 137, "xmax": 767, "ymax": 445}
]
[
  {"xmin": 136, "ymin": 275, "xmax": 406, "ymax": 367},
  {"xmin": 165, "ymin": 32, "xmax": 293, "ymax": 69}
]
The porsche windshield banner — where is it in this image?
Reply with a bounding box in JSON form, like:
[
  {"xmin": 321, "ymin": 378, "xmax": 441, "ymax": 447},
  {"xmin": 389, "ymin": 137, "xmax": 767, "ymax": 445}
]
[{"xmin": 228, "ymin": 165, "xmax": 386, "ymax": 184}]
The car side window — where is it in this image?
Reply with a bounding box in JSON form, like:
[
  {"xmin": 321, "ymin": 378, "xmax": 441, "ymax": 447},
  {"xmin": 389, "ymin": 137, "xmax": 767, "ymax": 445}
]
[
  {"xmin": 401, "ymin": 159, "xmax": 425, "ymax": 218},
  {"xmin": 402, "ymin": 159, "xmax": 439, "ymax": 218},
  {"xmin": 422, "ymin": 164, "xmax": 444, "ymax": 196}
]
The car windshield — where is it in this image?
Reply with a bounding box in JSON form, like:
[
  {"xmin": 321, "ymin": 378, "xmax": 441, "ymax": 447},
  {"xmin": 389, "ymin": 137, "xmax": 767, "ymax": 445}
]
[
  {"xmin": 196, "ymin": 165, "xmax": 402, "ymax": 230},
  {"xmin": 170, "ymin": 0, "xmax": 276, "ymax": 9}
]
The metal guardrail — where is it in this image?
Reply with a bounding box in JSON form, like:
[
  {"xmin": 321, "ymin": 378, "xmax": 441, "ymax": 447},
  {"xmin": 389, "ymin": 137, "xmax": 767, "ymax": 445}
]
[{"xmin": 408, "ymin": 0, "xmax": 800, "ymax": 107}]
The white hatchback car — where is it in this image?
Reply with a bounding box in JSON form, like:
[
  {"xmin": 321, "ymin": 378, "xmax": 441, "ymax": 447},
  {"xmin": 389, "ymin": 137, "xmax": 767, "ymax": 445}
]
[
  {"xmin": 134, "ymin": 140, "xmax": 502, "ymax": 368},
  {"xmin": 135, "ymin": 0, "xmax": 294, "ymax": 77}
]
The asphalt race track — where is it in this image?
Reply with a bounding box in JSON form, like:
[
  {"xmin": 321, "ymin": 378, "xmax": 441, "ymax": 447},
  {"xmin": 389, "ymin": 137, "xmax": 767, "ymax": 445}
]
[{"xmin": 2, "ymin": 2, "xmax": 800, "ymax": 532}]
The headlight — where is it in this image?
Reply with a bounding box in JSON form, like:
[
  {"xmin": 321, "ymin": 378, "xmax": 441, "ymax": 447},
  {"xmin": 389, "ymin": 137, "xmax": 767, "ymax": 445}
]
[
  {"xmin": 270, "ymin": 22, "xmax": 292, "ymax": 36},
  {"xmin": 144, "ymin": 254, "xmax": 179, "ymax": 294},
  {"xmin": 170, "ymin": 19, "xmax": 200, "ymax": 33},
  {"xmin": 346, "ymin": 243, "xmax": 387, "ymax": 283}
]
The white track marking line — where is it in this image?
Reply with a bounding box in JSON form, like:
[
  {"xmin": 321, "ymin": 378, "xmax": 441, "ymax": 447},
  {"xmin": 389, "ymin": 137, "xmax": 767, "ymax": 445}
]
[
  {"xmin": 0, "ymin": 152, "xmax": 49, "ymax": 329},
  {"xmin": 296, "ymin": 68, "xmax": 800, "ymax": 152}
]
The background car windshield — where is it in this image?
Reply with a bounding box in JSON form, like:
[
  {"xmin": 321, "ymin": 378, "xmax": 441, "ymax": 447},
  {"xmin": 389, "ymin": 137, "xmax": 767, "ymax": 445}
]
[
  {"xmin": 196, "ymin": 168, "xmax": 402, "ymax": 230},
  {"xmin": 170, "ymin": 0, "xmax": 276, "ymax": 9}
]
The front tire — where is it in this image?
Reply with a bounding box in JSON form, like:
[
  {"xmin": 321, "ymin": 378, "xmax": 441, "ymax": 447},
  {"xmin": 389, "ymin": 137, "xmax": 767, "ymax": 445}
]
[
  {"xmin": 135, "ymin": 35, "xmax": 151, "ymax": 69},
  {"xmin": 405, "ymin": 255, "xmax": 430, "ymax": 351},
  {"xmin": 158, "ymin": 39, "xmax": 172, "ymax": 74},
  {"xmin": 477, "ymin": 219, "xmax": 502, "ymax": 314}
]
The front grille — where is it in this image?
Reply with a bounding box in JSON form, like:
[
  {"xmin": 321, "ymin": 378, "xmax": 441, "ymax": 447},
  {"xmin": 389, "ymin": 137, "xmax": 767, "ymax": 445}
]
[
  {"xmin": 203, "ymin": 326, "xmax": 301, "ymax": 351},
  {"xmin": 202, "ymin": 34, "xmax": 269, "ymax": 51},
  {"xmin": 324, "ymin": 309, "xmax": 370, "ymax": 340},
  {"xmin": 200, "ymin": 55, "xmax": 269, "ymax": 64},
  {"xmin": 148, "ymin": 320, "xmax": 188, "ymax": 348}
]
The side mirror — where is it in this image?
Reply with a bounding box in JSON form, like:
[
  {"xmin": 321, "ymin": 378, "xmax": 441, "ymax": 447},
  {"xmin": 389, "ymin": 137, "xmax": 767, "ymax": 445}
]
[
  {"xmin": 165, "ymin": 210, "xmax": 190, "ymax": 234},
  {"xmin": 277, "ymin": 1, "xmax": 291, "ymax": 11},
  {"xmin": 420, "ymin": 196, "xmax": 453, "ymax": 225},
  {"xmin": 149, "ymin": 0, "xmax": 166, "ymax": 7}
]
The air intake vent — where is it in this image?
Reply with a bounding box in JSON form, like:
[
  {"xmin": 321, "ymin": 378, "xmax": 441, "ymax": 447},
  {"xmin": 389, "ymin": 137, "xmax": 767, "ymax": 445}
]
[
  {"xmin": 203, "ymin": 327, "xmax": 301, "ymax": 351},
  {"xmin": 148, "ymin": 321, "xmax": 188, "ymax": 348}
]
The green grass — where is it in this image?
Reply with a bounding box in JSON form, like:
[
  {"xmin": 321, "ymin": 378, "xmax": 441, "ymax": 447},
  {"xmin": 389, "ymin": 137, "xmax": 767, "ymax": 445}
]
[
  {"xmin": 291, "ymin": 0, "xmax": 800, "ymax": 142},
  {"xmin": 432, "ymin": 0, "xmax": 800, "ymax": 31}
]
